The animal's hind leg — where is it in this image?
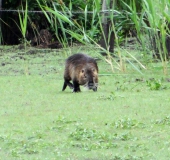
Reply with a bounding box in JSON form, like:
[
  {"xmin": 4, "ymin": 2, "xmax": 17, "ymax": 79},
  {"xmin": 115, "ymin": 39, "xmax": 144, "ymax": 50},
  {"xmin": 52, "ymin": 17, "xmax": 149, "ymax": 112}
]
[
  {"xmin": 62, "ymin": 81, "xmax": 67, "ymax": 91},
  {"xmin": 62, "ymin": 80, "xmax": 73, "ymax": 91}
]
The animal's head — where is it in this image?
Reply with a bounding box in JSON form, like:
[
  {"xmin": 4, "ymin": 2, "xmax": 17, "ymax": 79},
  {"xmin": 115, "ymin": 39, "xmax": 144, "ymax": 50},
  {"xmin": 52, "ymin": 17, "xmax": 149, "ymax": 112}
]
[{"xmin": 79, "ymin": 64, "xmax": 98, "ymax": 91}]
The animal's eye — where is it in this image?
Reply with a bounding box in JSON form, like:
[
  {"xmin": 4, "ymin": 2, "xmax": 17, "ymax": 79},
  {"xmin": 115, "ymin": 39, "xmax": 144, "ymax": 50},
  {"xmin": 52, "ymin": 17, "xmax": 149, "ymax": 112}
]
[
  {"xmin": 82, "ymin": 69, "xmax": 84, "ymax": 73},
  {"xmin": 92, "ymin": 68, "xmax": 95, "ymax": 72}
]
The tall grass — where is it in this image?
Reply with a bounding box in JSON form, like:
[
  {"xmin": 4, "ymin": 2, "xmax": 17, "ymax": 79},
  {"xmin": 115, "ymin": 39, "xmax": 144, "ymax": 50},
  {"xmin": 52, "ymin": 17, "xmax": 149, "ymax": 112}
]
[
  {"xmin": 17, "ymin": 0, "xmax": 28, "ymax": 51},
  {"xmin": 124, "ymin": 0, "xmax": 169, "ymax": 74},
  {"xmin": 36, "ymin": 0, "xmax": 146, "ymax": 73},
  {"xmin": 143, "ymin": 0, "xmax": 169, "ymax": 74},
  {"xmin": 36, "ymin": 0, "xmax": 170, "ymax": 74},
  {"xmin": 37, "ymin": 0, "xmax": 74, "ymax": 48},
  {"xmin": 97, "ymin": 0, "xmax": 146, "ymax": 73},
  {"xmin": 15, "ymin": 0, "xmax": 29, "ymax": 75}
]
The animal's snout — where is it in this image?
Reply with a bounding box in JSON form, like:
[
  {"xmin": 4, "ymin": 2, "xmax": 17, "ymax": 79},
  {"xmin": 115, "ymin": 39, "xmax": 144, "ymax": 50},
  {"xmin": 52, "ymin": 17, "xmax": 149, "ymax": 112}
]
[
  {"xmin": 88, "ymin": 81, "xmax": 94, "ymax": 87},
  {"xmin": 86, "ymin": 80, "xmax": 97, "ymax": 91}
]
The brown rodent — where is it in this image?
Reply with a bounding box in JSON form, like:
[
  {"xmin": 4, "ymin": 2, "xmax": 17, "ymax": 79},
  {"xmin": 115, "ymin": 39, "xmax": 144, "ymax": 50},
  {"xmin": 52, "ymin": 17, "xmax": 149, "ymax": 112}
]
[{"xmin": 62, "ymin": 53, "xmax": 98, "ymax": 92}]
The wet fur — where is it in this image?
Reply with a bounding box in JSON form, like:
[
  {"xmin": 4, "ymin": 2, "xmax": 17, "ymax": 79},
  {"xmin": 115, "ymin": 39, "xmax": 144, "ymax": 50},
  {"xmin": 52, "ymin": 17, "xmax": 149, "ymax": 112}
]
[{"xmin": 62, "ymin": 53, "xmax": 98, "ymax": 92}]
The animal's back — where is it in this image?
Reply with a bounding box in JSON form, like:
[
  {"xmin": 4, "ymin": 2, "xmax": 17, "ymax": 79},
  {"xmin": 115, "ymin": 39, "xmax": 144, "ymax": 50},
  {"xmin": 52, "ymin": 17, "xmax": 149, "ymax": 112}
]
[
  {"xmin": 66, "ymin": 53, "xmax": 96, "ymax": 66},
  {"xmin": 62, "ymin": 53, "xmax": 98, "ymax": 92}
]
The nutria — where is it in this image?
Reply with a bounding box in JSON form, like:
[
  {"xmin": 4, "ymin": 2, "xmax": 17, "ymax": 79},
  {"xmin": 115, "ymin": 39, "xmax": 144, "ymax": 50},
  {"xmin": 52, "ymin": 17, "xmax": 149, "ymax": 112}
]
[{"xmin": 62, "ymin": 53, "xmax": 98, "ymax": 92}]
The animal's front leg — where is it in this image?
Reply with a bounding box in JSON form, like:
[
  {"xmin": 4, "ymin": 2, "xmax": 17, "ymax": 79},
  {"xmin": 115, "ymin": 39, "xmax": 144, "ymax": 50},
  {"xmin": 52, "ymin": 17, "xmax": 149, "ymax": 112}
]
[{"xmin": 73, "ymin": 81, "xmax": 81, "ymax": 92}]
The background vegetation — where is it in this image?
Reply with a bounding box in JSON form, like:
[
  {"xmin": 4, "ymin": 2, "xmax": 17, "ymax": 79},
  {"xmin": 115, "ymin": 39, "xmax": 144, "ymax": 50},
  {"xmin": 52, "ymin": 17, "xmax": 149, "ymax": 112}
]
[{"xmin": 2, "ymin": 0, "xmax": 170, "ymax": 73}]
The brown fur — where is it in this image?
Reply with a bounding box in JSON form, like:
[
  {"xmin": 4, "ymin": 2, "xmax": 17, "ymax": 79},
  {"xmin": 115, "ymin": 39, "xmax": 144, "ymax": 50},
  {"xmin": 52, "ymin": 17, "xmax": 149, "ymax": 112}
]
[{"xmin": 62, "ymin": 53, "xmax": 98, "ymax": 92}]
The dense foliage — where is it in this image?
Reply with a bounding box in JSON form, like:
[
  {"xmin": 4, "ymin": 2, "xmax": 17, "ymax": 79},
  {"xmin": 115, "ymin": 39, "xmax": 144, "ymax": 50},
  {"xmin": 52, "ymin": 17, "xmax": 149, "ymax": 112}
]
[
  {"xmin": 2, "ymin": 0, "xmax": 47, "ymax": 44},
  {"xmin": 2, "ymin": 0, "xmax": 144, "ymax": 45},
  {"xmin": 2, "ymin": 0, "xmax": 170, "ymax": 65},
  {"xmin": 2, "ymin": 0, "xmax": 99, "ymax": 44}
]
